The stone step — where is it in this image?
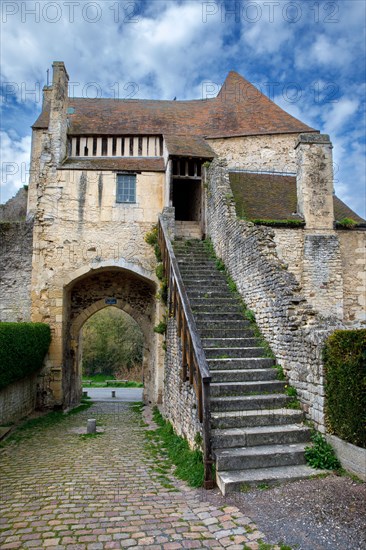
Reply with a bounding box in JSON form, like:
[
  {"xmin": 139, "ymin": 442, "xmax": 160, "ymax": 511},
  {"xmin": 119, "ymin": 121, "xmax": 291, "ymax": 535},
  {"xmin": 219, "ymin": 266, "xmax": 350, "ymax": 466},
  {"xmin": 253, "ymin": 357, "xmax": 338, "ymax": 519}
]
[
  {"xmin": 190, "ymin": 297, "xmax": 241, "ymax": 306},
  {"xmin": 210, "ymin": 380, "xmax": 286, "ymax": 396},
  {"xmin": 175, "ymin": 252, "xmax": 211, "ymax": 259},
  {"xmin": 185, "ymin": 282, "xmax": 230, "ymax": 291},
  {"xmin": 196, "ymin": 320, "xmax": 251, "ymax": 330},
  {"xmin": 176, "ymin": 260, "xmax": 217, "ymax": 273},
  {"xmin": 216, "ymin": 464, "xmax": 322, "ymax": 496},
  {"xmin": 208, "ymin": 357, "xmax": 275, "ymax": 370},
  {"xmin": 199, "ymin": 328, "xmax": 256, "ymax": 339},
  {"xmin": 183, "ymin": 278, "xmax": 227, "ymax": 286},
  {"xmin": 174, "ymin": 223, "xmax": 202, "ymax": 239},
  {"xmin": 205, "ymin": 347, "xmax": 268, "ymax": 359},
  {"xmin": 193, "ymin": 304, "xmax": 243, "ymax": 314},
  {"xmin": 195, "ymin": 312, "xmax": 244, "ymax": 322},
  {"xmin": 180, "ymin": 272, "xmax": 226, "ymax": 282},
  {"xmin": 203, "ymin": 338, "xmax": 261, "ymax": 348},
  {"xmin": 211, "ymin": 408, "xmax": 304, "ymax": 429},
  {"xmin": 211, "ymin": 424, "xmax": 311, "ymax": 449},
  {"xmin": 211, "ymin": 368, "xmax": 278, "ymax": 383},
  {"xmin": 210, "ymin": 394, "xmax": 292, "ymax": 412},
  {"xmin": 214, "ymin": 443, "xmax": 307, "ymax": 472},
  {"xmin": 188, "ymin": 291, "xmax": 235, "ymax": 300}
]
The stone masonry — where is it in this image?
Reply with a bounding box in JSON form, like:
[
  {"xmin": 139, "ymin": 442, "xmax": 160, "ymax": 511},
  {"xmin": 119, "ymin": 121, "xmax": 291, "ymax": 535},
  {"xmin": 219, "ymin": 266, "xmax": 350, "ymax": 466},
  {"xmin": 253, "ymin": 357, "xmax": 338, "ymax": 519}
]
[{"xmin": 204, "ymin": 158, "xmax": 344, "ymax": 430}]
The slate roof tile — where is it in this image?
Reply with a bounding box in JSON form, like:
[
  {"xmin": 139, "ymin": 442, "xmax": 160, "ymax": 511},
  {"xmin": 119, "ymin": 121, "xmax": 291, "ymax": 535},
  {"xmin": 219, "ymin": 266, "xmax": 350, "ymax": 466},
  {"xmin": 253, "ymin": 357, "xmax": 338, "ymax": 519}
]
[
  {"xmin": 229, "ymin": 172, "xmax": 365, "ymax": 224},
  {"xmin": 33, "ymin": 71, "xmax": 316, "ymax": 138}
]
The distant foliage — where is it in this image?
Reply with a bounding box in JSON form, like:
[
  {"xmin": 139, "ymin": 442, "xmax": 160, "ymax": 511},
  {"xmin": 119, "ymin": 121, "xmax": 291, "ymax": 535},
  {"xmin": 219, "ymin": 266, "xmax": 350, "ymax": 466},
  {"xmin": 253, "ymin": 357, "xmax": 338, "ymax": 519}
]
[
  {"xmin": 82, "ymin": 307, "xmax": 143, "ymax": 379},
  {"xmin": 323, "ymin": 329, "xmax": 366, "ymax": 448},
  {"xmin": 0, "ymin": 323, "xmax": 51, "ymax": 390}
]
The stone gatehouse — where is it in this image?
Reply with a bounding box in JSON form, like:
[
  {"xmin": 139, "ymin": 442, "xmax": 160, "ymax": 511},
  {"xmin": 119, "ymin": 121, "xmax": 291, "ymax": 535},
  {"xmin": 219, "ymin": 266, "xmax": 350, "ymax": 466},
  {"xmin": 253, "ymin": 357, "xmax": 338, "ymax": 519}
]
[{"xmin": 1, "ymin": 61, "xmax": 364, "ymax": 423}]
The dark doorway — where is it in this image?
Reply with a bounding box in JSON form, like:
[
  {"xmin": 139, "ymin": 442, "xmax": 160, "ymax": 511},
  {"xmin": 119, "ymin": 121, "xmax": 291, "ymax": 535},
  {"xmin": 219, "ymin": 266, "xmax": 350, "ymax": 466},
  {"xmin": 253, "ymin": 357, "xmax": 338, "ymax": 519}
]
[{"xmin": 172, "ymin": 179, "xmax": 201, "ymax": 221}]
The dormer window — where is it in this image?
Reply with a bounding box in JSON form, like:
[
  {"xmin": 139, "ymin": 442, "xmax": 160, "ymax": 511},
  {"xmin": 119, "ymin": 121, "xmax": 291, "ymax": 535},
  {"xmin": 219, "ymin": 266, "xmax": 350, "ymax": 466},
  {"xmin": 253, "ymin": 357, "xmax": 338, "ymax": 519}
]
[{"xmin": 116, "ymin": 174, "xmax": 136, "ymax": 204}]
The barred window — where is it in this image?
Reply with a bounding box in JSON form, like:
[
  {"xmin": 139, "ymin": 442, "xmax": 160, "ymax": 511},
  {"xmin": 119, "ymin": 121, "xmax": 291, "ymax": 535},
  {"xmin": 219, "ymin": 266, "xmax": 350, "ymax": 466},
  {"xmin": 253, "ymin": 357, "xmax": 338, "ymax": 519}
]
[{"xmin": 116, "ymin": 174, "xmax": 136, "ymax": 203}]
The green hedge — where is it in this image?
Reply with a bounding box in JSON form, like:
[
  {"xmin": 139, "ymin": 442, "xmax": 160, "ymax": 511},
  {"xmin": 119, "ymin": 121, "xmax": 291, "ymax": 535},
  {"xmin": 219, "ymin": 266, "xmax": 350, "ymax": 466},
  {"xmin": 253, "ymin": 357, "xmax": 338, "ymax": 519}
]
[
  {"xmin": 0, "ymin": 323, "xmax": 51, "ymax": 390},
  {"xmin": 323, "ymin": 329, "xmax": 366, "ymax": 448}
]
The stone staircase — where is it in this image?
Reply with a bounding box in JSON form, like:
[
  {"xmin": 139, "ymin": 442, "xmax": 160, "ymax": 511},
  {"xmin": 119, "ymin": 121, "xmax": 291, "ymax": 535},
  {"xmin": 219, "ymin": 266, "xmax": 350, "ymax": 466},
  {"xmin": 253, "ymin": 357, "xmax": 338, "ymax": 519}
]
[
  {"xmin": 175, "ymin": 221, "xmax": 202, "ymax": 239},
  {"xmin": 173, "ymin": 239, "xmax": 320, "ymax": 495}
]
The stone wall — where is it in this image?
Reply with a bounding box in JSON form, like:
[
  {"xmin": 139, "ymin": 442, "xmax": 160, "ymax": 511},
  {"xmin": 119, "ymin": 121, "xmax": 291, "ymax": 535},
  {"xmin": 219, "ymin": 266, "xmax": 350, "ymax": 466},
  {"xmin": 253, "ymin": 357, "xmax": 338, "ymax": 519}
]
[
  {"xmin": 0, "ymin": 373, "xmax": 38, "ymax": 425},
  {"xmin": 0, "ymin": 221, "xmax": 33, "ymax": 322},
  {"xmin": 207, "ymin": 133, "xmax": 299, "ymax": 173},
  {"xmin": 163, "ymin": 317, "xmax": 203, "ymax": 448},
  {"xmin": 272, "ymin": 228, "xmax": 304, "ymax": 284},
  {"xmin": 30, "ymin": 164, "xmax": 164, "ymax": 409},
  {"xmin": 273, "ymin": 227, "xmax": 365, "ymax": 325},
  {"xmin": 0, "ymin": 187, "xmax": 28, "ymax": 221},
  {"xmin": 338, "ymin": 230, "xmax": 366, "ymax": 324},
  {"xmin": 302, "ymin": 232, "xmax": 343, "ymax": 318},
  {"xmin": 205, "ymin": 159, "xmax": 343, "ymax": 430},
  {"xmin": 26, "ymin": 60, "xmax": 167, "ymax": 410}
]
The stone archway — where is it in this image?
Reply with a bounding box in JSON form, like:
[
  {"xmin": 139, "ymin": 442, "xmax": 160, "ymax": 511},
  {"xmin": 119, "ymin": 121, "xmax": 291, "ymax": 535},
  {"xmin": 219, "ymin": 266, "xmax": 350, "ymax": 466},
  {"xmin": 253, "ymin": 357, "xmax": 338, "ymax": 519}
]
[{"xmin": 62, "ymin": 266, "xmax": 163, "ymax": 409}]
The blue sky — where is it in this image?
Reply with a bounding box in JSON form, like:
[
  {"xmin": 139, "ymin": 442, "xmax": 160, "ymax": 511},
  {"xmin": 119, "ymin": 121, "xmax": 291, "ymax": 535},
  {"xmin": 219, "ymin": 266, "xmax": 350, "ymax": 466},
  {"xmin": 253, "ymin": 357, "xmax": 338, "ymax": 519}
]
[{"xmin": 1, "ymin": 0, "xmax": 365, "ymax": 217}]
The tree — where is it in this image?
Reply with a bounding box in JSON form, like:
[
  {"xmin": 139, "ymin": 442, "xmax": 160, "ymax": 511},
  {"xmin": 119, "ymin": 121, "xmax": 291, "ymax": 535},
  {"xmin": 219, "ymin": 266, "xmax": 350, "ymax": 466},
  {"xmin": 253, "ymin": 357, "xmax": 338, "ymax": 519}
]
[{"xmin": 81, "ymin": 307, "xmax": 143, "ymax": 378}]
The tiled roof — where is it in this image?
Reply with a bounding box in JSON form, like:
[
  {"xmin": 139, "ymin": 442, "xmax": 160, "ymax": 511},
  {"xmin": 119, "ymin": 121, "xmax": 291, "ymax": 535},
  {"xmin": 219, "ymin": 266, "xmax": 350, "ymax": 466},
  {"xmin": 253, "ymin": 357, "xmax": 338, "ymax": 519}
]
[
  {"xmin": 229, "ymin": 172, "xmax": 365, "ymax": 224},
  {"xmin": 164, "ymin": 135, "xmax": 216, "ymax": 158},
  {"xmin": 60, "ymin": 157, "xmax": 165, "ymax": 172},
  {"xmin": 33, "ymin": 71, "xmax": 316, "ymax": 138}
]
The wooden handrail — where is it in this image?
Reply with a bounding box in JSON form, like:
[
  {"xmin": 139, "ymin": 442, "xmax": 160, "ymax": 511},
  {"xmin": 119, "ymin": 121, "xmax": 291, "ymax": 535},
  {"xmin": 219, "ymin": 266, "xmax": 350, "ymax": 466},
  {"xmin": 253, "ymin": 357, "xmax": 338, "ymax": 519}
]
[{"xmin": 158, "ymin": 217, "xmax": 214, "ymax": 489}]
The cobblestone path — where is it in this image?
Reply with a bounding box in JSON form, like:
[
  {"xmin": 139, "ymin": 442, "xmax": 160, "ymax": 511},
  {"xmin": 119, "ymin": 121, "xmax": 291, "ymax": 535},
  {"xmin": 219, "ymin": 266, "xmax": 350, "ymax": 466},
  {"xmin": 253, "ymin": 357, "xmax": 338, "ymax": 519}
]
[{"xmin": 0, "ymin": 402, "xmax": 265, "ymax": 549}]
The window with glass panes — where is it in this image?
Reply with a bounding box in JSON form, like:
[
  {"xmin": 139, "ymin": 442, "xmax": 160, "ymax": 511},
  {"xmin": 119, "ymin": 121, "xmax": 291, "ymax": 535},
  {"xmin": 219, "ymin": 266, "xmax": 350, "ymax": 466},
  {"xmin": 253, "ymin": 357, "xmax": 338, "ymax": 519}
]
[{"xmin": 116, "ymin": 174, "xmax": 136, "ymax": 203}]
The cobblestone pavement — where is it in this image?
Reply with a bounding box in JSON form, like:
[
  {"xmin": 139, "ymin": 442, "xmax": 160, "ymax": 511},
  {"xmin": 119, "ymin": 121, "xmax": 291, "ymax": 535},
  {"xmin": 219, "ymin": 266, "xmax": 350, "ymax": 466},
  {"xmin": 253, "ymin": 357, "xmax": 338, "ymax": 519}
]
[{"xmin": 0, "ymin": 402, "xmax": 266, "ymax": 549}]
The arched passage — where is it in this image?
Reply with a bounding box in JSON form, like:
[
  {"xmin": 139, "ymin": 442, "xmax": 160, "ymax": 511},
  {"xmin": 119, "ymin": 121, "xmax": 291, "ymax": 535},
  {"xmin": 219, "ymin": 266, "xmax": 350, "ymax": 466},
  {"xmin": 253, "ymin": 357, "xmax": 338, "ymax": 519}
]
[{"xmin": 62, "ymin": 266, "xmax": 162, "ymax": 408}]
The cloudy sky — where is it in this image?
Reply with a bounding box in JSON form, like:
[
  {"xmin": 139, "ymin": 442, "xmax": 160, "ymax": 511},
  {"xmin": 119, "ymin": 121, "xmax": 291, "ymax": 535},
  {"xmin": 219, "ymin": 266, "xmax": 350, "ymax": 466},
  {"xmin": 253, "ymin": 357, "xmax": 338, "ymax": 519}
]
[{"xmin": 1, "ymin": 0, "xmax": 365, "ymax": 217}]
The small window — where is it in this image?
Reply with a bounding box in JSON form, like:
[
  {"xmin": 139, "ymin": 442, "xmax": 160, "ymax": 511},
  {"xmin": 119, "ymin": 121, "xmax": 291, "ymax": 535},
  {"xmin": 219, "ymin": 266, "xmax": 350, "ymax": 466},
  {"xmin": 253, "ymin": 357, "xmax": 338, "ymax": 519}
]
[{"xmin": 116, "ymin": 174, "xmax": 136, "ymax": 203}]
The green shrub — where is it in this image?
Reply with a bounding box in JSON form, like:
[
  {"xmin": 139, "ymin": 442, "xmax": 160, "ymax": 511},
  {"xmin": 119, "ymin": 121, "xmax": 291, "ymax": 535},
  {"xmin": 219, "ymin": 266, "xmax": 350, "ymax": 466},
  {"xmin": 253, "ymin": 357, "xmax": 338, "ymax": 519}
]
[
  {"xmin": 305, "ymin": 431, "xmax": 341, "ymax": 470},
  {"xmin": 323, "ymin": 329, "xmax": 366, "ymax": 448},
  {"xmin": 154, "ymin": 321, "xmax": 167, "ymax": 334},
  {"xmin": 155, "ymin": 263, "xmax": 164, "ymax": 280},
  {"xmin": 336, "ymin": 217, "xmax": 357, "ymax": 229},
  {"xmin": 250, "ymin": 218, "xmax": 305, "ymax": 228},
  {"xmin": 0, "ymin": 323, "xmax": 51, "ymax": 390},
  {"xmin": 144, "ymin": 226, "xmax": 158, "ymax": 245}
]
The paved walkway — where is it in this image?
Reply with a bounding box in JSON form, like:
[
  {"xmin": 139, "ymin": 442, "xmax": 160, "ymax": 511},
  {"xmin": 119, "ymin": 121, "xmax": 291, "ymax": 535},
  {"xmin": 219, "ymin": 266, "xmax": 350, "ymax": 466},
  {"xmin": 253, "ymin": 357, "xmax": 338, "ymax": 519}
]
[
  {"xmin": 0, "ymin": 402, "xmax": 265, "ymax": 549},
  {"xmin": 82, "ymin": 388, "xmax": 143, "ymax": 402}
]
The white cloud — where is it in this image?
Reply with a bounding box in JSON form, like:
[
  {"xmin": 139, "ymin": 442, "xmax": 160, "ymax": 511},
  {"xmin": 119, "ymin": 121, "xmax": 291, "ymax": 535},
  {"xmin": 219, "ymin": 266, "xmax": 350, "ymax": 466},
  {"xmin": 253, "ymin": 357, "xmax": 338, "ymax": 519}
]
[
  {"xmin": 0, "ymin": 131, "xmax": 31, "ymax": 203},
  {"xmin": 0, "ymin": 0, "xmax": 364, "ymax": 215},
  {"xmin": 320, "ymin": 98, "xmax": 360, "ymax": 135}
]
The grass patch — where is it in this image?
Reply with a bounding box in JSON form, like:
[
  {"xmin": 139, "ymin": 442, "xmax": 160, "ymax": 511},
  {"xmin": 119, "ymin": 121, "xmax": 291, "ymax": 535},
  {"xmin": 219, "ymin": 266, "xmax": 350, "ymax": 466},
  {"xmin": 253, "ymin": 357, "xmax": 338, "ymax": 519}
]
[
  {"xmin": 275, "ymin": 365, "xmax": 286, "ymax": 381},
  {"xmin": 79, "ymin": 432, "xmax": 103, "ymax": 440},
  {"xmin": 251, "ymin": 219, "xmax": 305, "ymax": 228},
  {"xmin": 82, "ymin": 375, "xmax": 143, "ymax": 388},
  {"xmin": 285, "ymin": 385, "xmax": 298, "ymax": 398},
  {"xmin": 0, "ymin": 399, "xmax": 93, "ymax": 447},
  {"xmin": 150, "ymin": 407, "xmax": 205, "ymax": 488},
  {"xmin": 336, "ymin": 217, "xmax": 358, "ymax": 229},
  {"xmin": 257, "ymin": 483, "xmax": 270, "ymax": 490},
  {"xmin": 257, "ymin": 541, "xmax": 294, "ymax": 550},
  {"xmin": 286, "ymin": 399, "xmax": 301, "ymax": 410}
]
